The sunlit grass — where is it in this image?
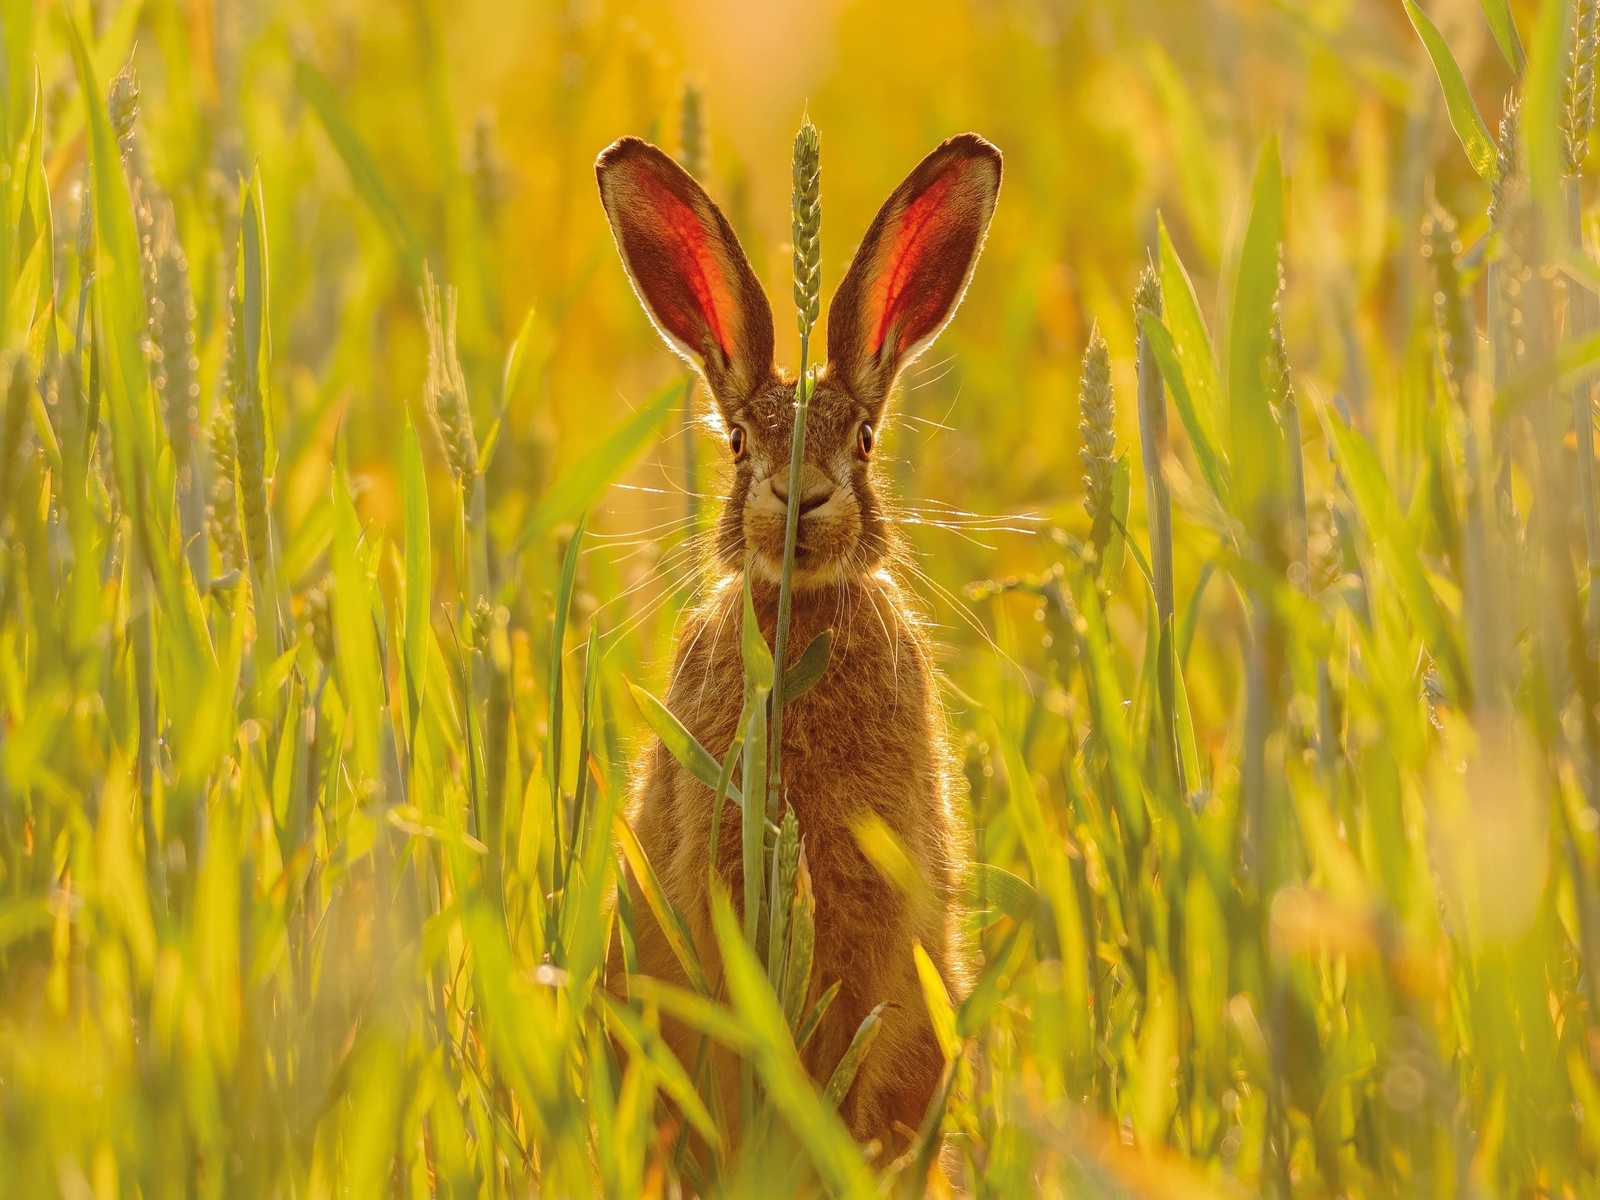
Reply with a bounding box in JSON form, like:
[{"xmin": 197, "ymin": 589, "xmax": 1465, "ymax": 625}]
[{"xmin": 4, "ymin": 0, "xmax": 1600, "ymax": 1196}]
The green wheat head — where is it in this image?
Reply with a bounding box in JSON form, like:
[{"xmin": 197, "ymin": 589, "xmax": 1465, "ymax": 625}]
[
  {"xmin": 108, "ymin": 62, "xmax": 140, "ymax": 168},
  {"xmin": 207, "ymin": 401, "xmax": 243, "ymax": 579},
  {"xmin": 1133, "ymin": 263, "xmax": 1162, "ymax": 319},
  {"xmin": 679, "ymin": 82, "xmax": 705, "ymax": 180},
  {"xmin": 1491, "ymin": 93, "xmax": 1522, "ymax": 229},
  {"xmin": 791, "ymin": 115, "xmax": 821, "ymax": 342},
  {"xmin": 470, "ymin": 111, "xmax": 506, "ymax": 228},
  {"xmin": 1422, "ymin": 200, "xmax": 1473, "ymax": 400},
  {"xmin": 422, "ymin": 265, "xmax": 480, "ymax": 482},
  {"xmin": 1570, "ymin": 0, "xmax": 1598, "ymax": 175},
  {"xmin": 1078, "ymin": 323, "xmax": 1114, "ymax": 523}
]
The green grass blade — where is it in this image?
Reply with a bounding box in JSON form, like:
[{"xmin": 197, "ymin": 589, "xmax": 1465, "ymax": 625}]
[
  {"xmin": 480, "ymin": 306, "xmax": 538, "ymax": 473},
  {"xmin": 1228, "ymin": 138, "xmax": 1287, "ymax": 529},
  {"xmin": 742, "ymin": 566, "xmax": 774, "ymax": 696},
  {"xmin": 899, "ymin": 1064, "xmax": 958, "ymax": 1194},
  {"xmin": 781, "ymin": 628, "xmax": 833, "ymax": 703},
  {"xmin": 1478, "ymin": 0, "xmax": 1527, "ymax": 74},
  {"xmin": 402, "ymin": 416, "xmax": 431, "ymax": 732},
  {"xmin": 565, "ymin": 619, "xmax": 601, "ymax": 891},
  {"xmin": 1178, "ymin": 560, "xmax": 1214, "ymax": 665},
  {"xmin": 65, "ymin": 9, "xmax": 156, "ymax": 509},
  {"xmin": 794, "ymin": 979, "xmax": 840, "ymax": 1053},
  {"xmin": 613, "ymin": 811, "xmax": 710, "ymax": 995},
  {"xmin": 1141, "ymin": 310, "xmax": 1231, "ymax": 505},
  {"xmin": 741, "ymin": 685, "xmax": 768, "ymax": 951},
  {"xmin": 966, "ymin": 862, "xmax": 1039, "ymax": 923},
  {"xmin": 295, "ymin": 59, "xmax": 424, "ymax": 282},
  {"xmin": 625, "ymin": 679, "xmax": 744, "ymax": 810},
  {"xmin": 625, "ymin": 975, "xmax": 758, "ymax": 1055},
  {"xmin": 1524, "ymin": 0, "xmax": 1574, "ymax": 235},
  {"xmin": 708, "ymin": 704, "xmax": 750, "ymax": 882},
  {"xmin": 956, "ymin": 921, "xmax": 1030, "ymax": 1038},
  {"xmin": 1095, "ymin": 456, "xmax": 1130, "ymax": 589},
  {"xmin": 1403, "ymin": 0, "xmax": 1500, "ymax": 180},
  {"xmin": 241, "ymin": 176, "xmax": 267, "ymax": 410},
  {"xmin": 66, "ymin": 12, "xmax": 146, "ymax": 426},
  {"xmin": 782, "ymin": 845, "xmax": 815, "ymax": 1031},
  {"xmin": 601, "ymin": 994, "xmax": 724, "ymax": 1151},
  {"xmin": 13, "ymin": 70, "xmax": 48, "ymax": 341},
  {"xmin": 989, "ymin": 713, "xmax": 1091, "ymax": 1063},
  {"xmin": 548, "ymin": 515, "xmax": 585, "ymax": 871},
  {"xmin": 1317, "ymin": 395, "xmax": 1468, "ymax": 698},
  {"xmin": 821, "ymin": 1003, "xmax": 884, "ymax": 1110},
  {"xmin": 513, "ymin": 379, "xmax": 678, "ymax": 558},
  {"xmin": 1157, "ymin": 216, "xmax": 1227, "ymax": 456},
  {"xmin": 710, "ymin": 890, "xmax": 872, "ymax": 1199},
  {"xmin": 503, "ymin": 306, "xmax": 538, "ymax": 403},
  {"xmin": 912, "ymin": 942, "xmax": 959, "ymax": 1062},
  {"xmin": 1171, "ymin": 628, "xmax": 1204, "ymax": 798},
  {"xmin": 332, "ymin": 436, "xmax": 385, "ymax": 782}
]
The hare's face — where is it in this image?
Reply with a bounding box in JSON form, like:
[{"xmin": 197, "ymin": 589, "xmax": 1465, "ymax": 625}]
[
  {"xmin": 715, "ymin": 374, "xmax": 889, "ymax": 587},
  {"xmin": 597, "ymin": 132, "xmax": 1000, "ymax": 590}
]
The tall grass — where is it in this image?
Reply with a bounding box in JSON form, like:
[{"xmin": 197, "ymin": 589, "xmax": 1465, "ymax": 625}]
[{"xmin": 7, "ymin": 0, "xmax": 1600, "ymax": 1196}]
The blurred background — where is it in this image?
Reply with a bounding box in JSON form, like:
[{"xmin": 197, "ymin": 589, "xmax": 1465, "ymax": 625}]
[
  {"xmin": 10, "ymin": 0, "xmax": 1579, "ymax": 1192},
  {"xmin": 105, "ymin": 0, "xmax": 1486, "ymax": 692}
]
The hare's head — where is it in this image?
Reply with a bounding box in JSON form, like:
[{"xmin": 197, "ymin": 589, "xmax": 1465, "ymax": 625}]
[{"xmin": 597, "ymin": 132, "xmax": 1001, "ymax": 589}]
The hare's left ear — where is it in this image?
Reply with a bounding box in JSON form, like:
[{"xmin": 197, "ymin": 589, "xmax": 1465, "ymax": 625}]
[
  {"xmin": 826, "ymin": 133, "xmax": 1001, "ymax": 409},
  {"xmin": 596, "ymin": 137, "xmax": 776, "ymax": 413}
]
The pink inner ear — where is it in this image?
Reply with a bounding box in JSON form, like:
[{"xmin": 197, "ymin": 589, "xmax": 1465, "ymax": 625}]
[
  {"xmin": 868, "ymin": 169, "xmax": 960, "ymax": 358},
  {"xmin": 632, "ymin": 169, "xmax": 734, "ymax": 358}
]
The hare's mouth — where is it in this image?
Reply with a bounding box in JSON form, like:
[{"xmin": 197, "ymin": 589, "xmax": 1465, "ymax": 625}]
[
  {"xmin": 744, "ymin": 512, "xmax": 863, "ymax": 586},
  {"xmin": 747, "ymin": 537, "xmax": 853, "ymax": 586}
]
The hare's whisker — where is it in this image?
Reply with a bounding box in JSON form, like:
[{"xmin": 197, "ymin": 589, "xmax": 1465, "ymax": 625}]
[
  {"xmin": 900, "ymin": 352, "xmax": 956, "ymax": 389},
  {"xmin": 585, "ymin": 524, "xmax": 701, "ymax": 549},
  {"xmin": 901, "ymin": 559, "xmax": 1035, "ymax": 697},
  {"xmin": 592, "ymin": 544, "xmax": 703, "ymax": 613},
  {"xmin": 895, "ymin": 412, "xmax": 957, "ymax": 433},
  {"xmin": 692, "ymin": 578, "xmax": 743, "ymax": 710},
  {"xmin": 900, "ymin": 522, "xmax": 1001, "ymax": 550},
  {"xmin": 588, "ymin": 510, "xmax": 701, "ymax": 532},
  {"xmin": 900, "ymin": 361, "xmax": 957, "ymax": 396},
  {"xmin": 601, "ymin": 583, "xmax": 696, "ymax": 657},
  {"xmin": 587, "ymin": 526, "xmax": 709, "ymax": 559},
  {"xmin": 612, "ymin": 480, "xmax": 726, "ymax": 502},
  {"xmin": 899, "ymin": 498, "xmax": 1043, "ymax": 519},
  {"xmin": 861, "ymin": 568, "xmax": 902, "ymax": 711},
  {"xmin": 599, "ymin": 541, "xmax": 701, "ymax": 578}
]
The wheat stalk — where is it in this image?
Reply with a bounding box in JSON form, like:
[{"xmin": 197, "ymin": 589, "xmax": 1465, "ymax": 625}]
[
  {"xmin": 766, "ymin": 113, "xmax": 821, "ymax": 864},
  {"xmin": 1133, "ymin": 266, "xmax": 1172, "ymax": 624}
]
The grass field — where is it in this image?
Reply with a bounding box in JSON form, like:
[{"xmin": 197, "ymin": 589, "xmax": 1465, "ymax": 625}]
[{"xmin": 6, "ymin": 0, "xmax": 1600, "ymax": 1195}]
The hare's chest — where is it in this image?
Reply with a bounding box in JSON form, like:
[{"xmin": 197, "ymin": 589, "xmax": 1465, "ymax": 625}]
[
  {"xmin": 669, "ymin": 591, "xmax": 942, "ymax": 813},
  {"xmin": 769, "ymin": 641, "xmax": 942, "ymax": 820}
]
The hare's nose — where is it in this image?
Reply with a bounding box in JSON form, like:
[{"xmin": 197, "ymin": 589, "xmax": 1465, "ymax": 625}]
[{"xmin": 771, "ymin": 480, "xmax": 834, "ymax": 515}]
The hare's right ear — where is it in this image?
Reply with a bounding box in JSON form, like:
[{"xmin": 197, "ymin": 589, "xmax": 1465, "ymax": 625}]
[
  {"xmin": 826, "ymin": 134, "xmax": 1001, "ymax": 410},
  {"xmin": 597, "ymin": 137, "xmax": 775, "ymax": 410}
]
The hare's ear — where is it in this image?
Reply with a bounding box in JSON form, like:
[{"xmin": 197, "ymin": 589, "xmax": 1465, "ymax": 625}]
[
  {"xmin": 826, "ymin": 134, "xmax": 1001, "ymax": 408},
  {"xmin": 597, "ymin": 137, "xmax": 775, "ymax": 410}
]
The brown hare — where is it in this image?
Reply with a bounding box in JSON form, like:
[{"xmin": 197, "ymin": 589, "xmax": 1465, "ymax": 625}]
[{"xmin": 597, "ymin": 131, "xmax": 1001, "ymax": 1158}]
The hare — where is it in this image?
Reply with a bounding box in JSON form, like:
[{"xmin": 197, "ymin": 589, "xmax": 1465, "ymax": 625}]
[{"xmin": 597, "ymin": 132, "xmax": 1001, "ymax": 1158}]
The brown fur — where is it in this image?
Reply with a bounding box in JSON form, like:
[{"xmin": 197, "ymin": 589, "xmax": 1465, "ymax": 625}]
[{"xmin": 596, "ymin": 133, "xmax": 1001, "ymax": 1158}]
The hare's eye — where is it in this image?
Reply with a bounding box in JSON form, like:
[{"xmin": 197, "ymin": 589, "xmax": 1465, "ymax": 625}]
[
  {"xmin": 857, "ymin": 421, "xmax": 875, "ymax": 459},
  {"xmin": 729, "ymin": 424, "xmax": 748, "ymax": 461}
]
